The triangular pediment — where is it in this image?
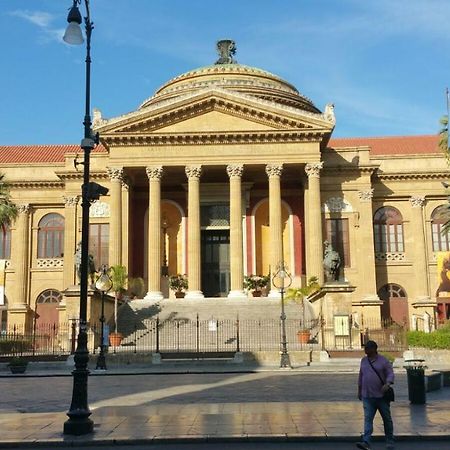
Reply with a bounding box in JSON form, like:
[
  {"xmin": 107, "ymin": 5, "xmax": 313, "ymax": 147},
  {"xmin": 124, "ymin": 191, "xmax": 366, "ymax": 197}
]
[{"xmin": 95, "ymin": 89, "xmax": 334, "ymax": 147}]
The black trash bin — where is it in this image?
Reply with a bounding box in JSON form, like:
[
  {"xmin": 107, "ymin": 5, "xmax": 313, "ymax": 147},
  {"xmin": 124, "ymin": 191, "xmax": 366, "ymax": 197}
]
[{"xmin": 404, "ymin": 359, "xmax": 426, "ymax": 404}]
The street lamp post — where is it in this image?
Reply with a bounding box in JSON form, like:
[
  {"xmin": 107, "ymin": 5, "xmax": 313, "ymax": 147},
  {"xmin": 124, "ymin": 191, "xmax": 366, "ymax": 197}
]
[
  {"xmin": 62, "ymin": 0, "xmax": 108, "ymax": 435},
  {"xmin": 272, "ymin": 261, "xmax": 292, "ymax": 368},
  {"xmin": 95, "ymin": 265, "xmax": 112, "ymax": 370}
]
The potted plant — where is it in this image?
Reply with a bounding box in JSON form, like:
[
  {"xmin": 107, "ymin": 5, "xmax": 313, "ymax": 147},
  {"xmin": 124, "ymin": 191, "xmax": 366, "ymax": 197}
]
[
  {"xmin": 286, "ymin": 276, "xmax": 320, "ymax": 343},
  {"xmin": 244, "ymin": 274, "xmax": 270, "ymax": 297},
  {"xmin": 109, "ymin": 264, "xmax": 128, "ymax": 347},
  {"xmin": 169, "ymin": 274, "xmax": 188, "ymax": 298},
  {"xmin": 8, "ymin": 356, "xmax": 28, "ymax": 374}
]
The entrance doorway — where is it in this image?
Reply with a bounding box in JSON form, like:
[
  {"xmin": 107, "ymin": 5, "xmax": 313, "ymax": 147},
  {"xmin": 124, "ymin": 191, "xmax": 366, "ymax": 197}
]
[
  {"xmin": 201, "ymin": 230, "xmax": 230, "ymax": 297},
  {"xmin": 378, "ymin": 283, "xmax": 409, "ymax": 328}
]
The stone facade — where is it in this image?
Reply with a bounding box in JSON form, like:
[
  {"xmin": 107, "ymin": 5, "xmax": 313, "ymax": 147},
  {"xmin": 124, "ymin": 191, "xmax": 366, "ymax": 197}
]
[{"xmin": 0, "ymin": 52, "xmax": 447, "ymax": 333}]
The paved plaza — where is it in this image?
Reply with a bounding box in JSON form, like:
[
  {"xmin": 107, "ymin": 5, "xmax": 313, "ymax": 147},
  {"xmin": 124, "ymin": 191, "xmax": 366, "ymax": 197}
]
[{"xmin": 0, "ymin": 365, "xmax": 449, "ymax": 448}]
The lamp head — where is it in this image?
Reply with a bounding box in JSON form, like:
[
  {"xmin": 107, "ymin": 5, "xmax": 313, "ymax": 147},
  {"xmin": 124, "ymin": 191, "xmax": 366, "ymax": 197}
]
[
  {"xmin": 63, "ymin": 2, "xmax": 84, "ymax": 45},
  {"xmin": 95, "ymin": 265, "xmax": 112, "ymax": 293},
  {"xmin": 272, "ymin": 262, "xmax": 292, "ymax": 290}
]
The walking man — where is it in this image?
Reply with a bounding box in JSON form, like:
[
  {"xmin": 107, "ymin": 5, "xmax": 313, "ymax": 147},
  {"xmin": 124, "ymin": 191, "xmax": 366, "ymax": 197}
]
[{"xmin": 357, "ymin": 340, "xmax": 395, "ymax": 450}]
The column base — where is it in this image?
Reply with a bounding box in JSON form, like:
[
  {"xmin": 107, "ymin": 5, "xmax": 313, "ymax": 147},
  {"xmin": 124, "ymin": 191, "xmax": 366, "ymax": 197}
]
[
  {"xmin": 144, "ymin": 291, "xmax": 164, "ymax": 301},
  {"xmin": 185, "ymin": 290, "xmax": 204, "ymax": 299},
  {"xmin": 227, "ymin": 290, "xmax": 247, "ymax": 299}
]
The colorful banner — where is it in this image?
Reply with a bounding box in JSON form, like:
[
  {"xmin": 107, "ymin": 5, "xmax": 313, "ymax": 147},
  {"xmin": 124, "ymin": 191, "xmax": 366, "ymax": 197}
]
[{"xmin": 436, "ymin": 252, "xmax": 450, "ymax": 297}]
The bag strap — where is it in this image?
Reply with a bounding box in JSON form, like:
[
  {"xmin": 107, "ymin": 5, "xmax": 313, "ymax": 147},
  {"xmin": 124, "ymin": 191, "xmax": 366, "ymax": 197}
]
[{"xmin": 367, "ymin": 357, "xmax": 386, "ymax": 385}]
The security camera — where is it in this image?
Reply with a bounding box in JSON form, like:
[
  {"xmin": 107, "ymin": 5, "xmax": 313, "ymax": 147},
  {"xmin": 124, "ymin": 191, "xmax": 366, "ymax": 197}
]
[{"xmin": 87, "ymin": 182, "xmax": 109, "ymax": 201}]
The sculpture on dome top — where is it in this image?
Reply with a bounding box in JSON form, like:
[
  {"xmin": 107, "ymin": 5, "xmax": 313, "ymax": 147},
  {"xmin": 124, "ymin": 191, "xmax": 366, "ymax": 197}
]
[{"xmin": 215, "ymin": 39, "xmax": 237, "ymax": 65}]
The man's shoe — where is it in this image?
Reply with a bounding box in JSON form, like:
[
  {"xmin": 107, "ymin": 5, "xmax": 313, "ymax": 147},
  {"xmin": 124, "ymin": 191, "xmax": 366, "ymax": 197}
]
[{"xmin": 356, "ymin": 442, "xmax": 371, "ymax": 450}]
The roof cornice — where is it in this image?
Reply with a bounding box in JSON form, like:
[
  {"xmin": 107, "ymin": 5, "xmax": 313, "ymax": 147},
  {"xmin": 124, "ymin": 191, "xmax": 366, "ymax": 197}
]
[{"xmin": 376, "ymin": 171, "xmax": 450, "ymax": 181}]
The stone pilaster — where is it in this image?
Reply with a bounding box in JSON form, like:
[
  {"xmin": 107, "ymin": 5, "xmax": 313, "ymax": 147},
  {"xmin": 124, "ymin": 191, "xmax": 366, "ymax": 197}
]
[
  {"xmin": 356, "ymin": 188, "xmax": 381, "ymax": 305},
  {"xmin": 145, "ymin": 166, "xmax": 164, "ymax": 300},
  {"xmin": 227, "ymin": 164, "xmax": 246, "ymax": 298},
  {"xmin": 121, "ymin": 179, "xmax": 130, "ymax": 270},
  {"xmin": 266, "ymin": 164, "xmax": 284, "ymax": 298},
  {"xmin": 305, "ymin": 162, "xmax": 324, "ymax": 285},
  {"xmin": 8, "ymin": 204, "xmax": 31, "ymax": 329},
  {"xmin": 62, "ymin": 195, "xmax": 79, "ymax": 289},
  {"xmin": 409, "ymin": 195, "xmax": 430, "ymax": 304},
  {"xmin": 185, "ymin": 165, "xmax": 204, "ymax": 298},
  {"xmin": 107, "ymin": 167, "xmax": 124, "ymax": 267}
]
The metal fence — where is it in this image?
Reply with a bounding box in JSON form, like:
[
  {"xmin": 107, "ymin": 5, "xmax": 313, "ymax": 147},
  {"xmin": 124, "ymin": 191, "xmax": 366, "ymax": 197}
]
[{"xmin": 0, "ymin": 316, "xmax": 407, "ymax": 358}]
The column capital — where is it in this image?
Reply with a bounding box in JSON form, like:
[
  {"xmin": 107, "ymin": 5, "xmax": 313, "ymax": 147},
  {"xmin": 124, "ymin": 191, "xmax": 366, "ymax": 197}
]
[
  {"xmin": 107, "ymin": 167, "xmax": 124, "ymax": 182},
  {"xmin": 358, "ymin": 188, "xmax": 374, "ymax": 202},
  {"xmin": 63, "ymin": 195, "xmax": 79, "ymax": 208},
  {"xmin": 226, "ymin": 164, "xmax": 244, "ymax": 178},
  {"xmin": 185, "ymin": 165, "xmax": 202, "ymax": 179},
  {"xmin": 305, "ymin": 162, "xmax": 323, "ymax": 178},
  {"xmin": 410, "ymin": 195, "xmax": 426, "ymax": 208},
  {"xmin": 265, "ymin": 163, "xmax": 283, "ymax": 178},
  {"xmin": 17, "ymin": 204, "xmax": 30, "ymax": 215},
  {"xmin": 146, "ymin": 166, "xmax": 163, "ymax": 180}
]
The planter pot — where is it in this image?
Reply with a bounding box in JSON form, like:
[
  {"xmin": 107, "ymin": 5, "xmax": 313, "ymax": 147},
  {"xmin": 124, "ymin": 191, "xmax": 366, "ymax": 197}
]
[
  {"xmin": 175, "ymin": 291, "xmax": 185, "ymax": 299},
  {"xmin": 109, "ymin": 332, "xmax": 123, "ymax": 347},
  {"xmin": 252, "ymin": 290, "xmax": 262, "ymax": 297},
  {"xmin": 9, "ymin": 365, "xmax": 27, "ymax": 374},
  {"xmin": 297, "ymin": 330, "xmax": 311, "ymax": 344}
]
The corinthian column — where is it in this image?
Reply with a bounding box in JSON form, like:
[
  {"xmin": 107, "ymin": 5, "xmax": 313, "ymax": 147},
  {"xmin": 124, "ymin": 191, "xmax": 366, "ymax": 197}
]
[
  {"xmin": 185, "ymin": 165, "xmax": 204, "ymax": 299},
  {"xmin": 305, "ymin": 162, "xmax": 324, "ymax": 285},
  {"xmin": 410, "ymin": 195, "xmax": 430, "ymax": 302},
  {"xmin": 145, "ymin": 166, "xmax": 163, "ymax": 300},
  {"xmin": 9, "ymin": 204, "xmax": 31, "ymax": 329},
  {"xmin": 266, "ymin": 164, "xmax": 283, "ymax": 298},
  {"xmin": 107, "ymin": 167, "xmax": 124, "ymax": 267},
  {"xmin": 227, "ymin": 164, "xmax": 246, "ymax": 298},
  {"xmin": 62, "ymin": 195, "xmax": 79, "ymax": 288}
]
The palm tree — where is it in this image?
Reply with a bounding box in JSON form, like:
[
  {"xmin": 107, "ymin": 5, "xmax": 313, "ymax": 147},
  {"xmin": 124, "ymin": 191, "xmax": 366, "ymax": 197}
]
[
  {"xmin": 109, "ymin": 265, "xmax": 128, "ymax": 335},
  {"xmin": 0, "ymin": 174, "xmax": 18, "ymax": 232}
]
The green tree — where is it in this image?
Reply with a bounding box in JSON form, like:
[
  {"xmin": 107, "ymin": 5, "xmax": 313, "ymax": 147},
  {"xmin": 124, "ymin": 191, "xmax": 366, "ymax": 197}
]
[
  {"xmin": 109, "ymin": 265, "xmax": 128, "ymax": 334},
  {"xmin": 0, "ymin": 174, "xmax": 18, "ymax": 231}
]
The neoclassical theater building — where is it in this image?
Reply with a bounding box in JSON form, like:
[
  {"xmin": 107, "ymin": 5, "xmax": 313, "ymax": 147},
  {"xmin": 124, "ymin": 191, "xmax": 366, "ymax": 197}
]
[{"xmin": 1, "ymin": 41, "xmax": 448, "ymax": 332}]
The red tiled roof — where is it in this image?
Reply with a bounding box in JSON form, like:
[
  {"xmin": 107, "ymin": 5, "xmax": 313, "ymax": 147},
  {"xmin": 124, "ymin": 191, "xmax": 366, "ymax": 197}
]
[
  {"xmin": 329, "ymin": 135, "xmax": 440, "ymax": 156},
  {"xmin": 0, "ymin": 144, "xmax": 107, "ymax": 164}
]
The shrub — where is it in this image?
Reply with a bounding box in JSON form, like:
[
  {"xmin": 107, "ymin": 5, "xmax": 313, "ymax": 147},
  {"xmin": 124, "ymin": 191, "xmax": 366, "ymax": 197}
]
[
  {"xmin": 0, "ymin": 339, "xmax": 33, "ymax": 354},
  {"xmin": 407, "ymin": 325, "xmax": 450, "ymax": 350}
]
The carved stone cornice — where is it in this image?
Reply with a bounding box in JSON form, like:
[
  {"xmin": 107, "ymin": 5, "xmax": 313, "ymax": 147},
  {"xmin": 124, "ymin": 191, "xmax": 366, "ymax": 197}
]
[
  {"xmin": 358, "ymin": 188, "xmax": 374, "ymax": 202},
  {"xmin": 63, "ymin": 196, "xmax": 79, "ymax": 208},
  {"xmin": 410, "ymin": 195, "xmax": 426, "ymax": 208},
  {"xmin": 265, "ymin": 164, "xmax": 283, "ymax": 178},
  {"xmin": 305, "ymin": 162, "xmax": 323, "ymax": 178},
  {"xmin": 226, "ymin": 164, "xmax": 244, "ymax": 178},
  {"xmin": 101, "ymin": 130, "xmax": 329, "ymax": 147},
  {"xmin": 10, "ymin": 181, "xmax": 64, "ymax": 190},
  {"xmin": 146, "ymin": 166, "xmax": 163, "ymax": 180},
  {"xmin": 376, "ymin": 171, "xmax": 450, "ymax": 181},
  {"xmin": 17, "ymin": 204, "xmax": 30, "ymax": 214},
  {"xmin": 107, "ymin": 167, "xmax": 124, "ymax": 182},
  {"xmin": 56, "ymin": 171, "xmax": 110, "ymax": 181},
  {"xmin": 185, "ymin": 165, "xmax": 202, "ymax": 179}
]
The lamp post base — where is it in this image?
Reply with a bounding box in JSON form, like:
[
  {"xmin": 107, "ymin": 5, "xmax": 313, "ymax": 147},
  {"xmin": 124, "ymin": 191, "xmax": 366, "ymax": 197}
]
[
  {"xmin": 280, "ymin": 352, "xmax": 292, "ymax": 369},
  {"xmin": 63, "ymin": 417, "xmax": 94, "ymax": 435},
  {"xmin": 95, "ymin": 349, "xmax": 107, "ymax": 370}
]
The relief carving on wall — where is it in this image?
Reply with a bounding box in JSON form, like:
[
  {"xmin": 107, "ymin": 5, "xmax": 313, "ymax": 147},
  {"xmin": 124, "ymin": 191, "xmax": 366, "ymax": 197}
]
[
  {"xmin": 323, "ymin": 197, "xmax": 353, "ymax": 213},
  {"xmin": 89, "ymin": 200, "xmax": 110, "ymax": 218}
]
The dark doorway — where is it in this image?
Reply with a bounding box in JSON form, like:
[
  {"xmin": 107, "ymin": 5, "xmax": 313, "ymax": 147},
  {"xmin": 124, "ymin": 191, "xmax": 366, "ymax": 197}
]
[
  {"xmin": 378, "ymin": 283, "xmax": 409, "ymax": 328},
  {"xmin": 201, "ymin": 230, "xmax": 230, "ymax": 297}
]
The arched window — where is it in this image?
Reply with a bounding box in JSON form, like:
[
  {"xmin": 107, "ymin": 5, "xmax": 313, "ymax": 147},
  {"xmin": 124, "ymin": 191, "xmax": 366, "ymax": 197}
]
[
  {"xmin": 38, "ymin": 213, "xmax": 64, "ymax": 258},
  {"xmin": 373, "ymin": 207, "xmax": 404, "ymax": 253},
  {"xmin": 431, "ymin": 205, "xmax": 450, "ymax": 252},
  {"xmin": 36, "ymin": 289, "xmax": 62, "ymax": 304},
  {"xmin": 0, "ymin": 225, "xmax": 11, "ymax": 259},
  {"xmin": 378, "ymin": 283, "xmax": 407, "ymax": 300}
]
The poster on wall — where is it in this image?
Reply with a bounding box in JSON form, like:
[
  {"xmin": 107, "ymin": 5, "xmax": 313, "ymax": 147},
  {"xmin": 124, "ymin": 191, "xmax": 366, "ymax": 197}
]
[
  {"xmin": 436, "ymin": 252, "xmax": 450, "ymax": 297},
  {"xmin": 0, "ymin": 260, "xmax": 5, "ymax": 306}
]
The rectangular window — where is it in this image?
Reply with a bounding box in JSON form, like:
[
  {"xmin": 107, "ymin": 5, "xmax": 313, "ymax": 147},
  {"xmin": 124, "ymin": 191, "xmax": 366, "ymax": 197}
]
[
  {"xmin": 89, "ymin": 224, "xmax": 109, "ymax": 269},
  {"xmin": 326, "ymin": 218, "xmax": 350, "ymax": 267}
]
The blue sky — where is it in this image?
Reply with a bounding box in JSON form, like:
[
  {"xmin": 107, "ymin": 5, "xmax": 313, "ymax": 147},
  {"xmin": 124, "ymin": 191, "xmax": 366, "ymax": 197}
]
[{"xmin": 1, "ymin": 0, "xmax": 449, "ymax": 145}]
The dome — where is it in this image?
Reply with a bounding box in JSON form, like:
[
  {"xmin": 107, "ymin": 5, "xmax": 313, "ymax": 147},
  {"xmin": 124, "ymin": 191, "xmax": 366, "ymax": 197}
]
[{"xmin": 139, "ymin": 41, "xmax": 320, "ymax": 114}]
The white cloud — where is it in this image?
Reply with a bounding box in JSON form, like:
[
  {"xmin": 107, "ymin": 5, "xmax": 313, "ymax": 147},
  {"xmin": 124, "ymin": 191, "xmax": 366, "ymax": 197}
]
[{"xmin": 9, "ymin": 10, "xmax": 64, "ymax": 43}]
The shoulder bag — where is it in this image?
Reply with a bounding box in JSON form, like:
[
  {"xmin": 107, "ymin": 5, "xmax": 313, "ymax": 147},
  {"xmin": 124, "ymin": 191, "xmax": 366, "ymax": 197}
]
[{"xmin": 368, "ymin": 357, "xmax": 395, "ymax": 402}]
